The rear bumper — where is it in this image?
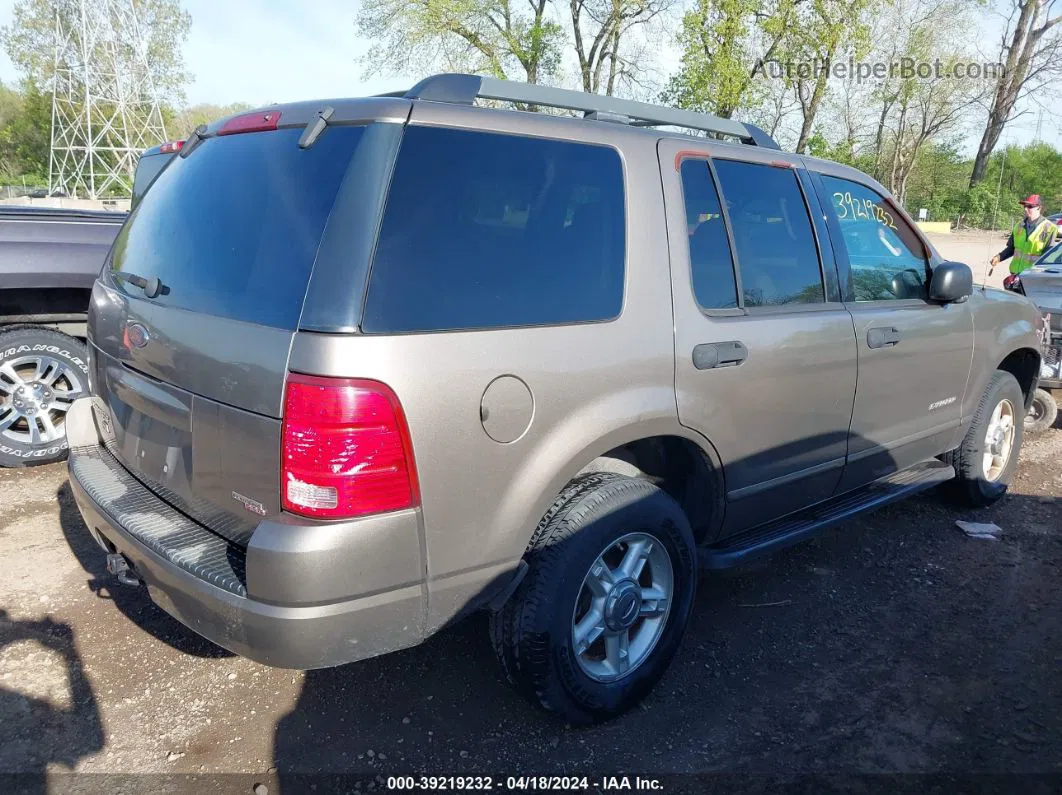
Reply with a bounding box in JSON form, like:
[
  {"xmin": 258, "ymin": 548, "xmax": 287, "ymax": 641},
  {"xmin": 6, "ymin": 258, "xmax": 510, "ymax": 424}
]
[{"xmin": 65, "ymin": 398, "xmax": 426, "ymax": 670}]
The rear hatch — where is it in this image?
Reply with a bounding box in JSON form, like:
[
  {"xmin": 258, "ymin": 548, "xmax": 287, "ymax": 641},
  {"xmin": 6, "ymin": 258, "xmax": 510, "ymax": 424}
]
[{"xmin": 89, "ymin": 116, "xmax": 370, "ymax": 544}]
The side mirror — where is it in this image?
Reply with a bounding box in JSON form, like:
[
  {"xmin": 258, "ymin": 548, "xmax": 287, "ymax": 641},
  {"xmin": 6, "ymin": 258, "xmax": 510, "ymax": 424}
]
[{"xmin": 929, "ymin": 261, "xmax": 973, "ymax": 303}]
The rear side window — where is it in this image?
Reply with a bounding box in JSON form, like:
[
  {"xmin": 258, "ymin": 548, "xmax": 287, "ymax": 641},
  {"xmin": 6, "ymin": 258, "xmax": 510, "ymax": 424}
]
[
  {"xmin": 713, "ymin": 160, "xmax": 824, "ymax": 307},
  {"xmin": 362, "ymin": 126, "xmax": 625, "ymax": 333},
  {"xmin": 110, "ymin": 126, "xmax": 365, "ymax": 328},
  {"xmin": 820, "ymin": 175, "xmax": 928, "ymax": 301},
  {"xmin": 678, "ymin": 159, "xmax": 738, "ymax": 309}
]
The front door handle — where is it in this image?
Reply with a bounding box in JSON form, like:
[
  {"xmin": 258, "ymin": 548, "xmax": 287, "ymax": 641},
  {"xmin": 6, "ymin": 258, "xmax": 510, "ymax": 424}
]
[
  {"xmin": 693, "ymin": 341, "xmax": 748, "ymax": 370},
  {"xmin": 867, "ymin": 326, "xmax": 901, "ymax": 349}
]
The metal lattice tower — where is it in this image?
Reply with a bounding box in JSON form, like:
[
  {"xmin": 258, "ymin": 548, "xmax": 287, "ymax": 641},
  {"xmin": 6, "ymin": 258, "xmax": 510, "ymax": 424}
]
[{"xmin": 48, "ymin": 0, "xmax": 169, "ymax": 199}]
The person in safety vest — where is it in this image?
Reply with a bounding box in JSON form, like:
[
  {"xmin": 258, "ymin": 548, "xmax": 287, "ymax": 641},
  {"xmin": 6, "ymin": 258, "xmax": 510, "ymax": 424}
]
[{"xmin": 990, "ymin": 194, "xmax": 1061, "ymax": 276}]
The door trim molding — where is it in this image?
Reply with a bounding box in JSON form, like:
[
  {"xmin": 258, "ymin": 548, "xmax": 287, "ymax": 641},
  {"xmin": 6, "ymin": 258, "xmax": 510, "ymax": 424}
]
[
  {"xmin": 727, "ymin": 456, "xmax": 845, "ymax": 501},
  {"xmin": 847, "ymin": 419, "xmax": 962, "ymax": 463}
]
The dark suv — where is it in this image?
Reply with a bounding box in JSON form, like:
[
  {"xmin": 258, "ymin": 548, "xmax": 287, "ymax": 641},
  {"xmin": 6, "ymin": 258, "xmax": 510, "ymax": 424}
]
[{"xmin": 66, "ymin": 74, "xmax": 1041, "ymax": 723}]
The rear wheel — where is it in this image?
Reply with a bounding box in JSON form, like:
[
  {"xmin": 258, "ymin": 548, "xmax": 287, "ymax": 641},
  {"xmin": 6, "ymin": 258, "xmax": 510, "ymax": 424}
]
[
  {"xmin": 489, "ymin": 473, "xmax": 698, "ymax": 724},
  {"xmin": 945, "ymin": 370, "xmax": 1024, "ymax": 507},
  {"xmin": 1024, "ymin": 388, "xmax": 1057, "ymax": 433},
  {"xmin": 0, "ymin": 327, "xmax": 88, "ymax": 468}
]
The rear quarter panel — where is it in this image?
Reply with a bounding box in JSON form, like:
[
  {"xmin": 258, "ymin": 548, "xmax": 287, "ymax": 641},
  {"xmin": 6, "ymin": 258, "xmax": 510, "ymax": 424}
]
[{"xmin": 288, "ymin": 110, "xmax": 690, "ymax": 632}]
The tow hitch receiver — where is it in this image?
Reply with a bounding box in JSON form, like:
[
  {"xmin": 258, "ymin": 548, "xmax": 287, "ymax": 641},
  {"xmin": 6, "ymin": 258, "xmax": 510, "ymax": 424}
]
[{"xmin": 106, "ymin": 553, "xmax": 142, "ymax": 587}]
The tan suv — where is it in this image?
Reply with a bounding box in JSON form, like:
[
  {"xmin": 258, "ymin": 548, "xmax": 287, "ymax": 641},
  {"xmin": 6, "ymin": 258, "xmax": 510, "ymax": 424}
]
[{"xmin": 66, "ymin": 74, "xmax": 1042, "ymax": 723}]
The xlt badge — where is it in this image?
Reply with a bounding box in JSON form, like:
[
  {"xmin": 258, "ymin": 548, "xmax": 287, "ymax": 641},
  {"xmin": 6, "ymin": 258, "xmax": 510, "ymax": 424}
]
[{"xmin": 232, "ymin": 491, "xmax": 266, "ymax": 516}]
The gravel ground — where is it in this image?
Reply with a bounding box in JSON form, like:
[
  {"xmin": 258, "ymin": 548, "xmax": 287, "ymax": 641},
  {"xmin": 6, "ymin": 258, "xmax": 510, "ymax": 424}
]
[
  {"xmin": 2, "ymin": 230, "xmax": 1058, "ymax": 793},
  {"xmin": 1, "ymin": 423, "xmax": 1060, "ymax": 790},
  {"xmin": 928, "ymin": 229, "xmax": 1010, "ymax": 290}
]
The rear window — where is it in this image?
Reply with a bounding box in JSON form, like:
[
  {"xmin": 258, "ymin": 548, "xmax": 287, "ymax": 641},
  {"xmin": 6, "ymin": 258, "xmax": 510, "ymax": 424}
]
[
  {"xmin": 362, "ymin": 126, "xmax": 625, "ymax": 333},
  {"xmin": 110, "ymin": 125, "xmax": 364, "ymax": 328}
]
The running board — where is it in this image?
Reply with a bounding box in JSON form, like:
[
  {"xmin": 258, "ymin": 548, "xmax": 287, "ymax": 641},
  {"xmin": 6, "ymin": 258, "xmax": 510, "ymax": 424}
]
[{"xmin": 701, "ymin": 460, "xmax": 955, "ymax": 570}]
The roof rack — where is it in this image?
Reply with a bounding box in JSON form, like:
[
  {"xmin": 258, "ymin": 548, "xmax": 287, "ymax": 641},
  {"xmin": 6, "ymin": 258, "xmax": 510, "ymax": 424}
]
[{"xmin": 395, "ymin": 73, "xmax": 780, "ymax": 150}]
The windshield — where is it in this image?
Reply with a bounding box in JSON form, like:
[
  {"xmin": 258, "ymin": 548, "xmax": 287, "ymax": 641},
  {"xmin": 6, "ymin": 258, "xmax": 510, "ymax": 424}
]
[{"xmin": 1038, "ymin": 243, "xmax": 1062, "ymax": 267}]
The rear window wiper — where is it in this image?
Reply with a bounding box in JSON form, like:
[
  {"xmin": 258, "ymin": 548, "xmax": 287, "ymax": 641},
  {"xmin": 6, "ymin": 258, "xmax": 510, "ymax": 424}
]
[
  {"xmin": 299, "ymin": 106, "xmax": 335, "ymax": 150},
  {"xmin": 115, "ymin": 271, "xmax": 167, "ymax": 299}
]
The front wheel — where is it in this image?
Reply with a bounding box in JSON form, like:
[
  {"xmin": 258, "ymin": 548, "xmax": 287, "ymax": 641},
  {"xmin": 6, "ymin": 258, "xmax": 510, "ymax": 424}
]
[
  {"xmin": 945, "ymin": 370, "xmax": 1024, "ymax": 507},
  {"xmin": 0, "ymin": 327, "xmax": 89, "ymax": 468},
  {"xmin": 1024, "ymin": 388, "xmax": 1057, "ymax": 433},
  {"xmin": 489, "ymin": 473, "xmax": 698, "ymax": 724}
]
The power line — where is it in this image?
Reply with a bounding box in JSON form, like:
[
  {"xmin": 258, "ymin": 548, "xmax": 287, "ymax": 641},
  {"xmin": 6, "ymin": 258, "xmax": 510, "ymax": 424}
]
[{"xmin": 48, "ymin": 0, "xmax": 168, "ymax": 199}]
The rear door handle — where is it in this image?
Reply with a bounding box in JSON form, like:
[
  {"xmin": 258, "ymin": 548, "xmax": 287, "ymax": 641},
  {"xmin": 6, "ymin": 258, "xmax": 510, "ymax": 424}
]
[
  {"xmin": 867, "ymin": 326, "xmax": 901, "ymax": 349},
  {"xmin": 693, "ymin": 341, "xmax": 748, "ymax": 370}
]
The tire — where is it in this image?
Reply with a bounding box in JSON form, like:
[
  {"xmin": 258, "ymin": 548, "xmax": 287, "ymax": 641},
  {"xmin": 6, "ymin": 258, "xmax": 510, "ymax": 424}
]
[
  {"xmin": 945, "ymin": 370, "xmax": 1024, "ymax": 507},
  {"xmin": 489, "ymin": 473, "xmax": 698, "ymax": 724},
  {"xmin": 1024, "ymin": 388, "xmax": 1057, "ymax": 433},
  {"xmin": 0, "ymin": 327, "xmax": 89, "ymax": 468}
]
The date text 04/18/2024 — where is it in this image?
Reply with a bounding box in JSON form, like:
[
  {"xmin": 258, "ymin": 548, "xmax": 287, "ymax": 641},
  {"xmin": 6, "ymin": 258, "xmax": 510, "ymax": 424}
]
[{"xmin": 386, "ymin": 776, "xmax": 664, "ymax": 791}]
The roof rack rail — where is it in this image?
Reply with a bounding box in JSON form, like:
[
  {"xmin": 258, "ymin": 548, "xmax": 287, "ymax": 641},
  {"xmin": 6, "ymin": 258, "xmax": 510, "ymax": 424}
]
[{"xmin": 399, "ymin": 73, "xmax": 780, "ymax": 150}]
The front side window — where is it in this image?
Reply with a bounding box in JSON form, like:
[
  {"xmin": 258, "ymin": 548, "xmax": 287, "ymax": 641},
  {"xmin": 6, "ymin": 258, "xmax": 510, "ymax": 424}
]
[
  {"xmin": 712, "ymin": 160, "xmax": 824, "ymax": 307},
  {"xmin": 362, "ymin": 126, "xmax": 626, "ymax": 333},
  {"xmin": 821, "ymin": 175, "xmax": 928, "ymax": 301}
]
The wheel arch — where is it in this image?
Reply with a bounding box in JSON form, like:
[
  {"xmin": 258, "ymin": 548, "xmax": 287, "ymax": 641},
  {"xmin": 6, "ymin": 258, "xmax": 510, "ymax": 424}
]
[
  {"xmin": 997, "ymin": 346, "xmax": 1041, "ymax": 411},
  {"xmin": 576, "ymin": 434, "xmax": 725, "ymax": 545},
  {"xmin": 511, "ymin": 416, "xmax": 727, "ymax": 554}
]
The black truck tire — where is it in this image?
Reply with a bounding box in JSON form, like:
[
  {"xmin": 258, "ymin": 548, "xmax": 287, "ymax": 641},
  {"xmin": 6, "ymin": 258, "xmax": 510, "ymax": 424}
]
[
  {"xmin": 1024, "ymin": 388, "xmax": 1057, "ymax": 434},
  {"xmin": 0, "ymin": 326, "xmax": 89, "ymax": 468},
  {"xmin": 490, "ymin": 473, "xmax": 698, "ymax": 724},
  {"xmin": 945, "ymin": 370, "xmax": 1024, "ymax": 507}
]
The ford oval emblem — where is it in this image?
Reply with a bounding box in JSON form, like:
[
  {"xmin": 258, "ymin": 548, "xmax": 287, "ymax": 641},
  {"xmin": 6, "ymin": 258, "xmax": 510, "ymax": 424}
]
[{"xmin": 126, "ymin": 322, "xmax": 150, "ymax": 349}]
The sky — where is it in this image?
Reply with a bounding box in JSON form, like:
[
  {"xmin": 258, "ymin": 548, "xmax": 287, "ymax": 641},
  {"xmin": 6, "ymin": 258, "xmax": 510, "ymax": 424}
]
[
  {"xmin": 0, "ymin": 0, "xmax": 416, "ymax": 105},
  {"xmin": 0, "ymin": 0, "xmax": 1055, "ymax": 153}
]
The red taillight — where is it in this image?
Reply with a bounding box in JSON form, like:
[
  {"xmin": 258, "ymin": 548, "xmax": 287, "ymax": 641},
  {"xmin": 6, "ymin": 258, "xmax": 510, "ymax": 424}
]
[
  {"xmin": 159, "ymin": 140, "xmax": 184, "ymax": 153},
  {"xmin": 281, "ymin": 374, "xmax": 420, "ymax": 520},
  {"xmin": 218, "ymin": 111, "xmax": 282, "ymax": 136}
]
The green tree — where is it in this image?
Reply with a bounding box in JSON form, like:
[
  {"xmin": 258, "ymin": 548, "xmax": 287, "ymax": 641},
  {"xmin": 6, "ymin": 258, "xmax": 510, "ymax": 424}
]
[
  {"xmin": 877, "ymin": 0, "xmax": 986, "ymax": 204},
  {"xmin": 355, "ymin": 0, "xmax": 564, "ymax": 85},
  {"xmin": 660, "ymin": 0, "xmax": 875, "ymax": 141},
  {"xmin": 786, "ymin": 0, "xmax": 873, "ymax": 153},
  {"xmin": 4, "ymin": 82, "xmax": 51, "ymax": 181},
  {"xmin": 662, "ymin": 0, "xmax": 800, "ymax": 119},
  {"xmin": 569, "ymin": 0, "xmax": 672, "ymax": 95},
  {"xmin": 0, "ymin": 82, "xmax": 25, "ymax": 178},
  {"xmin": 0, "ymin": 81, "xmax": 52, "ymax": 184},
  {"xmin": 168, "ymin": 102, "xmax": 253, "ymax": 138},
  {"xmin": 970, "ymin": 0, "xmax": 1062, "ymax": 186}
]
